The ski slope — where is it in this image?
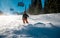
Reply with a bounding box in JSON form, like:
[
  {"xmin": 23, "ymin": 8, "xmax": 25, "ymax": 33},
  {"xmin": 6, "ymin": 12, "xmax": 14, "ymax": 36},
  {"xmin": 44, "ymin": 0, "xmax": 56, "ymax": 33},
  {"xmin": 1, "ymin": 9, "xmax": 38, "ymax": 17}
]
[{"xmin": 0, "ymin": 14, "xmax": 60, "ymax": 38}]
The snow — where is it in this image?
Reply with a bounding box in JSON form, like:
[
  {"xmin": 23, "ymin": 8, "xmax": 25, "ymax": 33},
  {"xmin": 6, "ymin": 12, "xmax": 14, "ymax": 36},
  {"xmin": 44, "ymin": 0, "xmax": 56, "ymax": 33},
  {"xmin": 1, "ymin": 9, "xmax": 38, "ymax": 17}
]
[{"xmin": 0, "ymin": 14, "xmax": 60, "ymax": 38}]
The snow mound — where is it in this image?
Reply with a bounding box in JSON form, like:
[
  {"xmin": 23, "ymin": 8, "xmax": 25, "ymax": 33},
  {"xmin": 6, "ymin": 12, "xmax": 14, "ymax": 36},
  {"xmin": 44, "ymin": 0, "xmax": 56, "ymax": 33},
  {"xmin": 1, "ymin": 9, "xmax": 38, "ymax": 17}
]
[{"xmin": 33, "ymin": 22, "xmax": 53, "ymax": 28}]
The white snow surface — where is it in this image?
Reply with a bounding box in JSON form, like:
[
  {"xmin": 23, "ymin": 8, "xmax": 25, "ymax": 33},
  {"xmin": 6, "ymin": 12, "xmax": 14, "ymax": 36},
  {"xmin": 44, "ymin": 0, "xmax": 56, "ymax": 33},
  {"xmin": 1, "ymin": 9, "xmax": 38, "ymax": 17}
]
[
  {"xmin": 0, "ymin": 13, "xmax": 60, "ymax": 38},
  {"xmin": 0, "ymin": 14, "xmax": 60, "ymax": 30}
]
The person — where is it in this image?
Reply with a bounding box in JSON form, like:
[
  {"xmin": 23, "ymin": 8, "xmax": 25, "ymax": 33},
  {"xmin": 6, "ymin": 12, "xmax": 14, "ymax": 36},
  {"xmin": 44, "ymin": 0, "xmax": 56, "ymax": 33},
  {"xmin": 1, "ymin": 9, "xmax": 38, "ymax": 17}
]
[{"xmin": 22, "ymin": 11, "xmax": 29, "ymax": 24}]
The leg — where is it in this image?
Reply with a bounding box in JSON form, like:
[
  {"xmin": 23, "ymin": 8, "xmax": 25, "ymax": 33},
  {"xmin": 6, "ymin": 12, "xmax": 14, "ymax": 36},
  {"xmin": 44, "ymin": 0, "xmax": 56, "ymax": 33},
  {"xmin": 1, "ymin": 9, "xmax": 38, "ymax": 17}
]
[
  {"xmin": 23, "ymin": 18, "xmax": 25, "ymax": 24},
  {"xmin": 26, "ymin": 19, "xmax": 28, "ymax": 23}
]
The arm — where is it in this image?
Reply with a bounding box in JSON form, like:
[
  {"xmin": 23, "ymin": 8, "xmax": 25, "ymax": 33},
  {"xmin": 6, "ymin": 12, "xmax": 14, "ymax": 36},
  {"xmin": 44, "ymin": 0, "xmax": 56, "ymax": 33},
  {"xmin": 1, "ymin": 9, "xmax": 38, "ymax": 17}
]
[{"xmin": 27, "ymin": 14, "xmax": 29, "ymax": 17}]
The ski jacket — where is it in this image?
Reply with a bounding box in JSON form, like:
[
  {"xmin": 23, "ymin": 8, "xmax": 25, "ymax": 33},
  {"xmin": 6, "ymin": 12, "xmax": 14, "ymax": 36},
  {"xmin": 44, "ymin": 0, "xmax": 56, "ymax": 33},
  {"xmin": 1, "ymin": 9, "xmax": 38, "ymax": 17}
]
[{"xmin": 23, "ymin": 14, "xmax": 29, "ymax": 19}]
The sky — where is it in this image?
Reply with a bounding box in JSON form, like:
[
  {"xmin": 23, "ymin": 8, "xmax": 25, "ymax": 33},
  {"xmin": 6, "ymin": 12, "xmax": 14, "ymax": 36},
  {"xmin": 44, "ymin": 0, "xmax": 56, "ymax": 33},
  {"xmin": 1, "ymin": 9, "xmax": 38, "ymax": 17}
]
[{"xmin": 0, "ymin": 0, "xmax": 45, "ymax": 14}]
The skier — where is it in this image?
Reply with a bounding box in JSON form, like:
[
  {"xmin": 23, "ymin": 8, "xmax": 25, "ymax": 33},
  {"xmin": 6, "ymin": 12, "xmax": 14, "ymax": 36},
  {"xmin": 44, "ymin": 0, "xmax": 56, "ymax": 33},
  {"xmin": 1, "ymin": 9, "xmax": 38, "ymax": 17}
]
[{"xmin": 22, "ymin": 11, "xmax": 29, "ymax": 24}]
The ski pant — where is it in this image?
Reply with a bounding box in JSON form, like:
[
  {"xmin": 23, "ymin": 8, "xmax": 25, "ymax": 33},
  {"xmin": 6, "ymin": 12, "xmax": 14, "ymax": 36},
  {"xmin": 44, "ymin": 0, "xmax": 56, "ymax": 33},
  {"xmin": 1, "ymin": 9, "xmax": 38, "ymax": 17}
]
[{"xmin": 22, "ymin": 18, "xmax": 28, "ymax": 24}]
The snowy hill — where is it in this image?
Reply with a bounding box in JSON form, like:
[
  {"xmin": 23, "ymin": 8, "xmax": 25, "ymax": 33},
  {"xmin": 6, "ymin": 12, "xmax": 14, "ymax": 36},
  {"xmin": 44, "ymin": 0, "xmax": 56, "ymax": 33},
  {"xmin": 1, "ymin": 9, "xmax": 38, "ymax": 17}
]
[{"xmin": 0, "ymin": 14, "xmax": 60, "ymax": 38}]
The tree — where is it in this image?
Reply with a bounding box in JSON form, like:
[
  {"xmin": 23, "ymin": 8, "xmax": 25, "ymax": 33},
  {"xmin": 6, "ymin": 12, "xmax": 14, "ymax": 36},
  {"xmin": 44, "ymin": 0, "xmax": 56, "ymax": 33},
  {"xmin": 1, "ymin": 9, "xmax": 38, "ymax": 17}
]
[{"xmin": 28, "ymin": 0, "xmax": 42, "ymax": 15}]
